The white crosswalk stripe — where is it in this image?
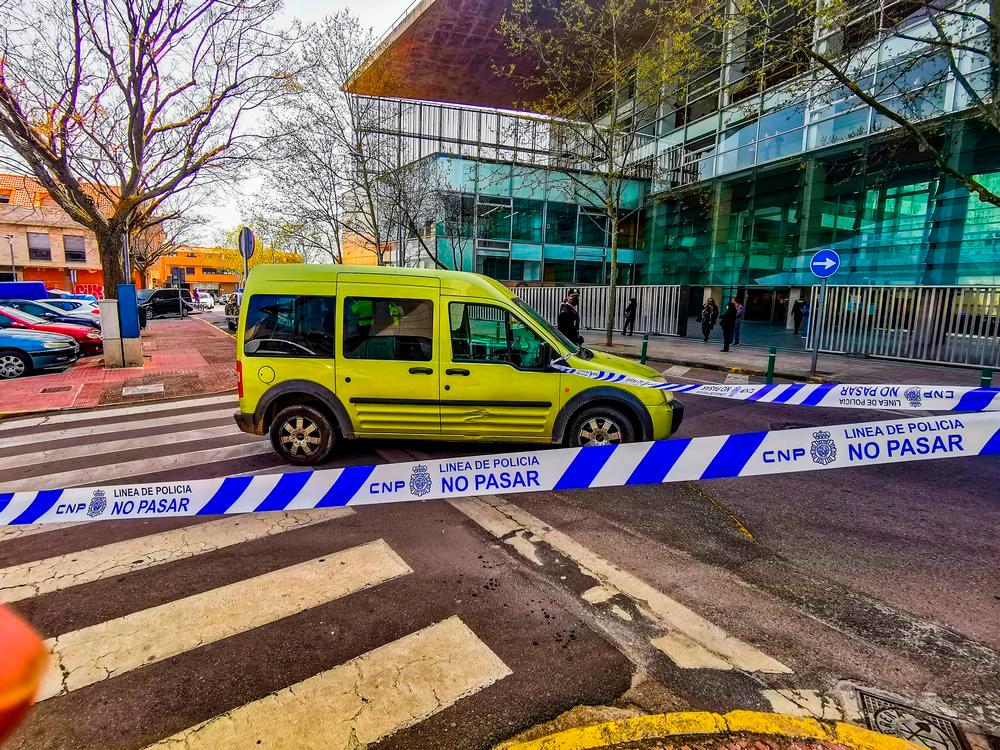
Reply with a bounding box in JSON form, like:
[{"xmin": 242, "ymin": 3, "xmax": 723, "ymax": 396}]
[{"xmin": 0, "ymin": 394, "xmax": 236, "ymax": 430}]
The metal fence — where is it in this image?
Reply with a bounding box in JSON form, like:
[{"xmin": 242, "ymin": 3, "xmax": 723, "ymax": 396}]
[
  {"xmin": 807, "ymin": 284, "xmax": 1000, "ymax": 368},
  {"xmin": 514, "ymin": 285, "xmax": 683, "ymax": 336}
]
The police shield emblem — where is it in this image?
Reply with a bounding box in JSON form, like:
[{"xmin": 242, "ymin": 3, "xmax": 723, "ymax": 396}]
[
  {"xmin": 409, "ymin": 465, "xmax": 432, "ymax": 497},
  {"xmin": 809, "ymin": 430, "xmax": 837, "ymax": 465},
  {"xmin": 86, "ymin": 490, "xmax": 107, "ymax": 518},
  {"xmin": 903, "ymin": 386, "xmax": 922, "ymax": 408}
]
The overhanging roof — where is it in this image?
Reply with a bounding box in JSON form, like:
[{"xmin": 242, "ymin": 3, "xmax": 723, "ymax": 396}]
[{"xmin": 346, "ymin": 0, "xmax": 545, "ymax": 110}]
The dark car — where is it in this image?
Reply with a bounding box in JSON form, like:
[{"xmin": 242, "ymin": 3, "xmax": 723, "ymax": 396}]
[
  {"xmin": 138, "ymin": 288, "xmax": 195, "ymax": 319},
  {"xmin": 0, "ymin": 327, "xmax": 80, "ymax": 379},
  {"xmin": 0, "ymin": 299, "xmax": 101, "ymax": 330}
]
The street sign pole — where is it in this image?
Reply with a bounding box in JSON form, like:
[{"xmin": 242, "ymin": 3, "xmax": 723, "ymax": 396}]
[
  {"xmin": 238, "ymin": 226, "xmax": 255, "ymax": 289},
  {"xmin": 807, "ymin": 248, "xmax": 840, "ymax": 377},
  {"xmin": 809, "ymin": 277, "xmax": 827, "ymax": 376}
]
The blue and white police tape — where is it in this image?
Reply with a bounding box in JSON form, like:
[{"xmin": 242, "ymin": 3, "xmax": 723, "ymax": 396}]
[
  {"xmin": 1, "ymin": 412, "xmax": 998, "ymax": 526},
  {"xmin": 552, "ymin": 363, "xmax": 1000, "ymax": 412}
]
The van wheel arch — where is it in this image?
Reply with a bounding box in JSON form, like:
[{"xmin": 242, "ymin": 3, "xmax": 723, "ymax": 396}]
[
  {"xmin": 554, "ymin": 388, "xmax": 651, "ymax": 444},
  {"xmin": 256, "ymin": 381, "xmax": 354, "ymax": 439}
]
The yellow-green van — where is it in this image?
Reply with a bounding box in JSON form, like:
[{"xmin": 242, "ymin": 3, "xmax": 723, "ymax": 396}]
[{"xmin": 234, "ymin": 265, "xmax": 683, "ymax": 465}]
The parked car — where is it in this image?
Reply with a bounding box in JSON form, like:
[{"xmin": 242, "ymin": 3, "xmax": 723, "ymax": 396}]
[
  {"xmin": 137, "ymin": 287, "xmax": 195, "ymax": 319},
  {"xmin": 0, "ymin": 299, "xmax": 101, "ymax": 330},
  {"xmin": 193, "ymin": 290, "xmax": 215, "ymax": 310},
  {"xmin": 43, "ymin": 298, "xmax": 102, "ymax": 317},
  {"xmin": 0, "ymin": 306, "xmax": 102, "ymax": 355},
  {"xmin": 0, "ymin": 326, "xmax": 79, "ymax": 379},
  {"xmin": 224, "ymin": 292, "xmax": 242, "ymax": 331},
  {"xmin": 48, "ymin": 289, "xmax": 100, "ymax": 303}
]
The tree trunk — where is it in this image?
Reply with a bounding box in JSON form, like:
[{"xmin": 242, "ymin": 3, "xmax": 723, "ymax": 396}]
[
  {"xmin": 604, "ymin": 210, "xmax": 619, "ymax": 347},
  {"xmin": 94, "ymin": 228, "xmax": 127, "ymax": 299}
]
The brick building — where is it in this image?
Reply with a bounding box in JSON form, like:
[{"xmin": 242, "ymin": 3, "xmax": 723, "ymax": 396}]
[
  {"xmin": 148, "ymin": 246, "xmax": 242, "ymax": 294},
  {"xmin": 0, "ymin": 174, "xmax": 105, "ymax": 295}
]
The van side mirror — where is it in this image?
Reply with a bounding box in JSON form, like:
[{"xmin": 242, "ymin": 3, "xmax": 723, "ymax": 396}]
[{"xmin": 539, "ymin": 342, "xmax": 554, "ymax": 368}]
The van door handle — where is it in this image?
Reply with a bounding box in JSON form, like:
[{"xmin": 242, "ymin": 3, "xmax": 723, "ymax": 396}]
[
  {"xmin": 446, "ymin": 368, "xmax": 470, "ymax": 376},
  {"xmin": 408, "ymin": 367, "xmax": 434, "ymax": 375}
]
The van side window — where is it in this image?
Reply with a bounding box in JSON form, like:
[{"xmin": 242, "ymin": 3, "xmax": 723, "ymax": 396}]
[
  {"xmin": 343, "ymin": 297, "xmax": 433, "ymax": 362},
  {"xmin": 449, "ymin": 302, "xmax": 548, "ymax": 369},
  {"xmin": 244, "ymin": 295, "xmax": 336, "ymax": 358}
]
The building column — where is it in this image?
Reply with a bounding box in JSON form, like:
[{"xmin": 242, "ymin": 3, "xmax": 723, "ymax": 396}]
[
  {"xmin": 924, "ymin": 120, "xmax": 976, "ymax": 285},
  {"xmin": 707, "ymin": 181, "xmax": 733, "ymax": 289},
  {"xmin": 796, "ymin": 158, "xmax": 826, "ymax": 257}
]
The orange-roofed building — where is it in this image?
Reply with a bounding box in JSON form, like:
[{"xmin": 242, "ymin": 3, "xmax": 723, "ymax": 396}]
[{"xmin": 0, "ymin": 173, "xmax": 105, "ymax": 296}]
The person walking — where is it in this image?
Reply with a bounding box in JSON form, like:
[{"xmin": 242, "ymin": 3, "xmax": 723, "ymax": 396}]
[
  {"xmin": 792, "ymin": 296, "xmax": 807, "ymax": 336},
  {"xmin": 734, "ymin": 298, "xmax": 745, "ymax": 346},
  {"xmin": 557, "ymin": 288, "xmax": 584, "ymax": 345},
  {"xmin": 699, "ymin": 298, "xmax": 719, "ymax": 342},
  {"xmin": 720, "ymin": 299, "xmax": 738, "ymax": 352},
  {"xmin": 622, "ymin": 297, "xmax": 638, "ymax": 336}
]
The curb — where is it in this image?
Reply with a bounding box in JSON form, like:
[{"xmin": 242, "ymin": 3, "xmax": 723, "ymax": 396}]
[
  {"xmin": 612, "ymin": 350, "xmax": 830, "ymax": 383},
  {"xmin": 504, "ymin": 710, "xmax": 922, "ymax": 750}
]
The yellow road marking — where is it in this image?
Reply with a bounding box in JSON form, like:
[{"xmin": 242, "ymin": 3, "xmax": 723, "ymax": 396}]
[
  {"xmin": 39, "ymin": 539, "xmax": 411, "ymax": 699},
  {"xmin": 143, "ymin": 616, "xmax": 511, "ymax": 750},
  {"xmin": 0, "ymin": 510, "xmax": 346, "ymax": 603}
]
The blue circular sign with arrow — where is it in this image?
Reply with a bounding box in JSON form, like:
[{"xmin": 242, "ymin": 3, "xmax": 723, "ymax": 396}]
[{"xmin": 810, "ymin": 249, "xmax": 840, "ymax": 279}]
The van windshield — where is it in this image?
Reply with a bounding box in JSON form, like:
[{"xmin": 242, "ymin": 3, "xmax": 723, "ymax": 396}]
[{"xmin": 512, "ymin": 298, "xmax": 577, "ymax": 355}]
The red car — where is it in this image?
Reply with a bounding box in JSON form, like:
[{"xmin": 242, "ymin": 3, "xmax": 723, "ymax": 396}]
[{"xmin": 0, "ymin": 306, "xmax": 102, "ymax": 355}]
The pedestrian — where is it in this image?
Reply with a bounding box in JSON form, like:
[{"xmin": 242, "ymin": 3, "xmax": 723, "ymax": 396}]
[
  {"xmin": 734, "ymin": 298, "xmax": 745, "ymax": 346},
  {"xmin": 557, "ymin": 288, "xmax": 584, "ymax": 345},
  {"xmin": 699, "ymin": 298, "xmax": 719, "ymax": 342},
  {"xmin": 720, "ymin": 299, "xmax": 738, "ymax": 352},
  {"xmin": 622, "ymin": 297, "xmax": 637, "ymax": 336},
  {"xmin": 792, "ymin": 296, "xmax": 807, "ymax": 336}
]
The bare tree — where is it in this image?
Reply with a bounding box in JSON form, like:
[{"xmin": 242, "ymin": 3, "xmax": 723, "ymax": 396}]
[
  {"xmin": 0, "ymin": 0, "xmax": 300, "ymax": 296},
  {"xmin": 131, "ymin": 203, "xmax": 205, "ymax": 288},
  {"xmin": 495, "ymin": 0, "xmax": 694, "ymax": 345}
]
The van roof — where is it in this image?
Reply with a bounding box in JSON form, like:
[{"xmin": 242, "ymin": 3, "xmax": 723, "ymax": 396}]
[{"xmin": 247, "ymin": 264, "xmax": 515, "ymax": 298}]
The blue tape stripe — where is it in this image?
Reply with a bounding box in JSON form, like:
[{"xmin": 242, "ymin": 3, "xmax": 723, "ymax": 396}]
[
  {"xmin": 980, "ymin": 426, "xmax": 1000, "ymax": 455},
  {"xmin": 626, "ymin": 439, "xmax": 691, "ymax": 485},
  {"xmin": 316, "ymin": 464, "xmax": 376, "ymax": 507},
  {"xmin": 0, "ymin": 493, "xmax": 11, "ymax": 516},
  {"xmin": 771, "ymin": 383, "xmax": 804, "ymax": 403},
  {"xmin": 801, "ymin": 383, "xmax": 835, "ymax": 406},
  {"xmin": 700, "ymin": 432, "xmax": 768, "ymax": 480},
  {"xmin": 10, "ymin": 489, "xmax": 63, "ymax": 524},
  {"xmin": 254, "ymin": 471, "xmax": 313, "ymax": 513},
  {"xmin": 679, "ymin": 384, "xmax": 701, "ymax": 392},
  {"xmin": 553, "ymin": 445, "xmax": 617, "ymax": 490},
  {"xmin": 198, "ymin": 476, "xmax": 254, "ymax": 515},
  {"xmin": 953, "ymin": 388, "xmax": 999, "ymax": 413},
  {"xmin": 746, "ymin": 384, "xmax": 779, "ymax": 402}
]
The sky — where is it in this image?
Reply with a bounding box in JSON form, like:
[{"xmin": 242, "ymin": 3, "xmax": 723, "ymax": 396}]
[{"xmin": 207, "ymin": 0, "xmax": 412, "ymax": 241}]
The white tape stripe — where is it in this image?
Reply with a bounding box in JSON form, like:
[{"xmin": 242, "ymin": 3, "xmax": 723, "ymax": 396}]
[{"xmin": 592, "ymin": 442, "xmax": 646, "ymax": 487}]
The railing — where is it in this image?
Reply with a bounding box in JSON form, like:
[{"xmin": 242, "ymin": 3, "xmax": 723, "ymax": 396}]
[
  {"xmin": 807, "ymin": 285, "xmax": 1000, "ymax": 368},
  {"xmin": 514, "ymin": 284, "xmax": 683, "ymax": 336}
]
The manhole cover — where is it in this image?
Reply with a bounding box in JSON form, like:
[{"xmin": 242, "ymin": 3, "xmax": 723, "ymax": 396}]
[
  {"xmin": 857, "ymin": 690, "xmax": 968, "ymax": 750},
  {"xmin": 40, "ymin": 386, "xmax": 72, "ymax": 394}
]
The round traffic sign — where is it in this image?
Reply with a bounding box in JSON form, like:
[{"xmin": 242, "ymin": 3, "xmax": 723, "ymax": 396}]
[
  {"xmin": 810, "ymin": 249, "xmax": 840, "ymax": 279},
  {"xmin": 238, "ymin": 226, "xmax": 256, "ymax": 260}
]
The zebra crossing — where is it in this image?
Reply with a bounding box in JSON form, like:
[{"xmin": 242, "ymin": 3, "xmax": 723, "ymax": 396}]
[{"xmin": 0, "ymin": 393, "xmax": 807, "ymax": 748}]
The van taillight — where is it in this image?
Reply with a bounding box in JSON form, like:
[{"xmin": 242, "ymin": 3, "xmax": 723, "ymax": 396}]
[{"xmin": 236, "ymin": 360, "xmax": 243, "ymax": 398}]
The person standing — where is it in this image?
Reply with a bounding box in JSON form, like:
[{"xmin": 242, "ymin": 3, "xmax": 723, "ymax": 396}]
[
  {"xmin": 734, "ymin": 298, "xmax": 745, "ymax": 346},
  {"xmin": 557, "ymin": 288, "xmax": 584, "ymax": 345},
  {"xmin": 792, "ymin": 296, "xmax": 807, "ymax": 336},
  {"xmin": 699, "ymin": 298, "xmax": 719, "ymax": 342},
  {"xmin": 720, "ymin": 299, "xmax": 738, "ymax": 352},
  {"xmin": 622, "ymin": 297, "xmax": 638, "ymax": 336}
]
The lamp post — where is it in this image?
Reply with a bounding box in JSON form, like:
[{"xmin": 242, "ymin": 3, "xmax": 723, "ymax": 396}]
[{"xmin": 3, "ymin": 234, "xmax": 14, "ymax": 280}]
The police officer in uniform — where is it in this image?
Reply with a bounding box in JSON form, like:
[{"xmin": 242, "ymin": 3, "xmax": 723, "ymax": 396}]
[{"xmin": 557, "ymin": 288, "xmax": 584, "ymax": 345}]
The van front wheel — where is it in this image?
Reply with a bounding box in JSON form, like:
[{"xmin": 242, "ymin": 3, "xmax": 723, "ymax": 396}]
[
  {"xmin": 566, "ymin": 406, "xmax": 634, "ymax": 448},
  {"xmin": 269, "ymin": 405, "xmax": 336, "ymax": 465}
]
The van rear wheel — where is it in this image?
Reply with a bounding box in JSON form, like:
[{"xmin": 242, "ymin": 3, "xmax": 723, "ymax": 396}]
[
  {"xmin": 269, "ymin": 405, "xmax": 336, "ymax": 465},
  {"xmin": 567, "ymin": 406, "xmax": 634, "ymax": 448}
]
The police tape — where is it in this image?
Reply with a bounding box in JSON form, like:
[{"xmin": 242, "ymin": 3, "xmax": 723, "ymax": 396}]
[
  {"xmin": 1, "ymin": 413, "xmax": 998, "ymax": 526},
  {"xmin": 553, "ymin": 363, "xmax": 1000, "ymax": 412}
]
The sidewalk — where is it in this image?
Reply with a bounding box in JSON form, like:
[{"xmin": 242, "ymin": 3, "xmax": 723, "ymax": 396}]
[
  {"xmin": 597, "ymin": 333, "xmax": 989, "ymax": 387},
  {"xmin": 0, "ymin": 318, "xmax": 236, "ymax": 415}
]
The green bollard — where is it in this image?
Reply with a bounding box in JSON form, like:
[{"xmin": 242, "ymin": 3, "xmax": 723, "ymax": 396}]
[
  {"xmin": 640, "ymin": 334, "xmax": 649, "ymax": 365},
  {"xmin": 982, "ymin": 368, "xmax": 995, "ymax": 388},
  {"xmin": 766, "ymin": 346, "xmax": 777, "ymax": 385}
]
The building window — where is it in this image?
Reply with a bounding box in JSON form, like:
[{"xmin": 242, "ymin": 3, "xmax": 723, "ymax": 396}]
[
  {"xmin": 343, "ymin": 297, "xmax": 433, "ymax": 361},
  {"xmin": 511, "ymin": 199, "xmax": 544, "ymax": 243},
  {"xmin": 0, "ymin": 190, "xmax": 11, "ymax": 204},
  {"xmin": 186, "ymin": 267, "xmax": 196, "ymax": 275},
  {"xmin": 244, "ymin": 295, "xmax": 336, "ymax": 358},
  {"xmin": 545, "ymin": 203, "xmax": 578, "ymax": 245},
  {"xmin": 27, "ymin": 232, "xmax": 51, "ymax": 260},
  {"xmin": 64, "ymin": 235, "xmax": 87, "ymax": 263},
  {"xmin": 449, "ymin": 302, "xmax": 548, "ymax": 369},
  {"xmin": 34, "ymin": 193, "xmax": 56, "ymax": 208}
]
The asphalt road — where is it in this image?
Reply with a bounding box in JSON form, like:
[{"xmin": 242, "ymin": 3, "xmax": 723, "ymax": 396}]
[{"xmin": 1, "ymin": 365, "xmax": 998, "ymax": 750}]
